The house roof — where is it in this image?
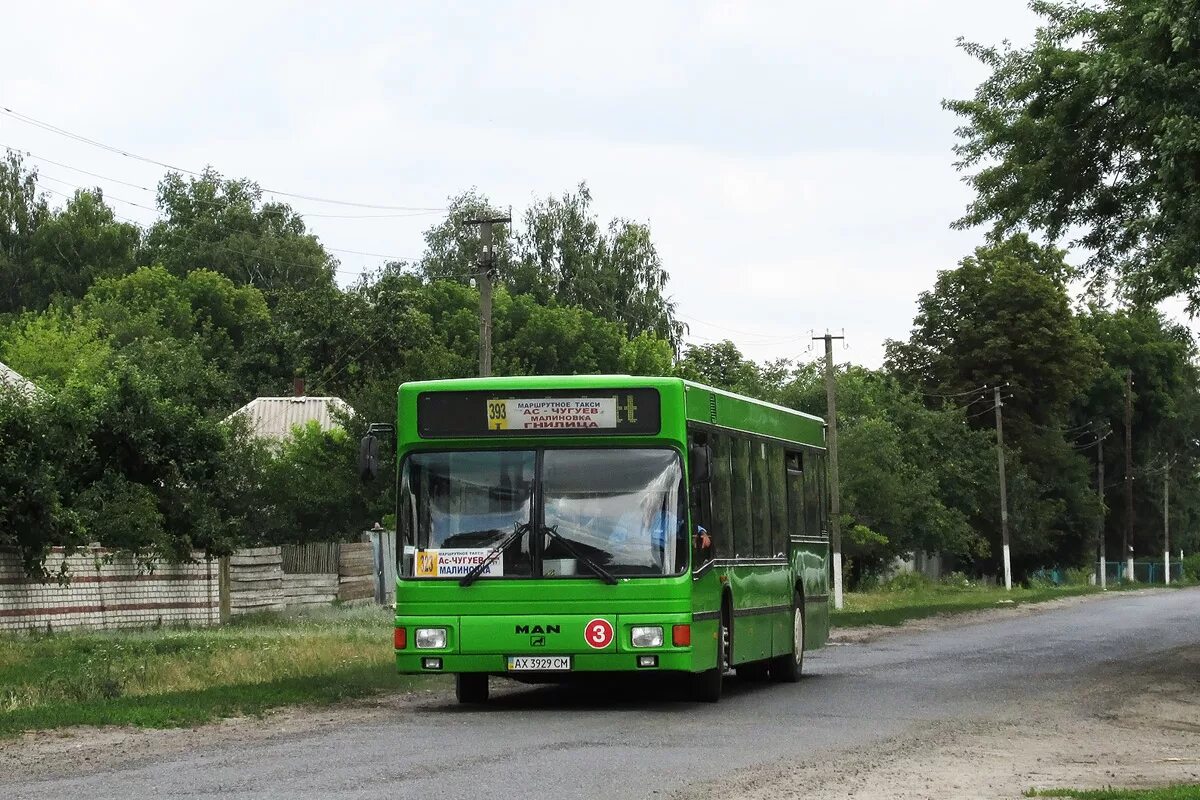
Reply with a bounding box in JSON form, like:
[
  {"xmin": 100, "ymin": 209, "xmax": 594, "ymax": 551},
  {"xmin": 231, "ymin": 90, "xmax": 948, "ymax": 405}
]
[
  {"xmin": 0, "ymin": 361, "xmax": 39, "ymax": 399},
  {"xmin": 225, "ymin": 396, "xmax": 354, "ymax": 440}
]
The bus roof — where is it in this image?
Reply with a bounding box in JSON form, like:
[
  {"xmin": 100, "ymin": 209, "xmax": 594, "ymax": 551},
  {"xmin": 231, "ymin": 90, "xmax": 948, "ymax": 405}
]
[{"xmin": 399, "ymin": 375, "xmax": 825, "ymax": 428}]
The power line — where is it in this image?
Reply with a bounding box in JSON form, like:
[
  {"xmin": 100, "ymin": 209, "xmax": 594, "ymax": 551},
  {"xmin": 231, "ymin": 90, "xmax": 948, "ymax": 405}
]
[
  {"xmin": 6, "ymin": 145, "xmax": 443, "ymax": 221},
  {"xmin": 677, "ymin": 312, "xmax": 809, "ymax": 343},
  {"xmin": 35, "ymin": 181, "xmax": 419, "ymax": 270},
  {"xmin": 919, "ymin": 384, "xmax": 991, "ymax": 399},
  {"xmin": 2, "ymin": 107, "xmax": 447, "ymax": 211}
]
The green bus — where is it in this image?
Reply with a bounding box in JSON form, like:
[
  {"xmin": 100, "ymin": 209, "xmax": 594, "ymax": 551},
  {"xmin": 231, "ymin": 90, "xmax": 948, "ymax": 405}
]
[{"xmin": 359, "ymin": 375, "xmax": 831, "ymax": 703}]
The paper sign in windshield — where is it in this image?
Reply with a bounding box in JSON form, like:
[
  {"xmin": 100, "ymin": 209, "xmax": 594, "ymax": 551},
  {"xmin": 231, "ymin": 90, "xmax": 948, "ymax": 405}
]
[
  {"xmin": 415, "ymin": 548, "xmax": 503, "ymax": 578},
  {"xmin": 487, "ymin": 397, "xmax": 617, "ymax": 431}
]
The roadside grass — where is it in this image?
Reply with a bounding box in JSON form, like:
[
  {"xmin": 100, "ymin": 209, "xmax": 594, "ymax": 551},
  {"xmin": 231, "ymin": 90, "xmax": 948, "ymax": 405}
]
[
  {"xmin": 0, "ymin": 604, "xmax": 415, "ymax": 738},
  {"xmin": 830, "ymin": 578, "xmax": 1183, "ymax": 628},
  {"xmin": 1027, "ymin": 786, "xmax": 1200, "ymax": 799}
]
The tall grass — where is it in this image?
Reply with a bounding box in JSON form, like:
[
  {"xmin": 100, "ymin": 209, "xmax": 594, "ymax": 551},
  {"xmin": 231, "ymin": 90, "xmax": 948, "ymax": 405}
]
[{"xmin": 0, "ymin": 605, "xmax": 413, "ymax": 737}]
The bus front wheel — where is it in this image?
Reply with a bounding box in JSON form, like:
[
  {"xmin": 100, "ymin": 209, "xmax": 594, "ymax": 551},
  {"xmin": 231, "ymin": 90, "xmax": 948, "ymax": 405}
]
[
  {"xmin": 769, "ymin": 591, "xmax": 804, "ymax": 683},
  {"xmin": 455, "ymin": 673, "xmax": 489, "ymax": 704},
  {"xmin": 693, "ymin": 610, "xmax": 729, "ymax": 703}
]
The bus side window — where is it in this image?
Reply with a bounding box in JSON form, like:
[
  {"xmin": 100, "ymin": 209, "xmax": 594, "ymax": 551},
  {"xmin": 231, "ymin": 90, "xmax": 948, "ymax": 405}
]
[
  {"xmin": 687, "ymin": 432, "xmax": 714, "ymax": 562},
  {"xmin": 768, "ymin": 443, "xmax": 787, "ymax": 557},
  {"xmin": 802, "ymin": 451, "xmax": 822, "ymax": 539},
  {"xmin": 786, "ymin": 452, "xmax": 805, "ymax": 546},
  {"xmin": 731, "ymin": 436, "xmax": 753, "ymax": 559},
  {"xmin": 751, "ymin": 440, "xmax": 771, "ymax": 558},
  {"xmin": 711, "ymin": 433, "xmax": 734, "ymax": 559}
]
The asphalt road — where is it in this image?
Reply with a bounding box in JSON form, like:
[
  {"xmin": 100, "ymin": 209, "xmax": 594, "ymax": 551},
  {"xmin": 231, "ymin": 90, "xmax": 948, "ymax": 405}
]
[{"xmin": 7, "ymin": 588, "xmax": 1199, "ymax": 800}]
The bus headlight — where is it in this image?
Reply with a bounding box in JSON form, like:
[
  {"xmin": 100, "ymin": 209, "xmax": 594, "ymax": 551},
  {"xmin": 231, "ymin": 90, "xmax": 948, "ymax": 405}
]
[
  {"xmin": 415, "ymin": 628, "xmax": 447, "ymax": 649},
  {"xmin": 631, "ymin": 626, "xmax": 664, "ymax": 648}
]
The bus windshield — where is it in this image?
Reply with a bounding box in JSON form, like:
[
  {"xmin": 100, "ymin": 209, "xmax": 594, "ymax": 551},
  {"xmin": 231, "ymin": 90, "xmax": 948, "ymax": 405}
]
[{"xmin": 400, "ymin": 448, "xmax": 686, "ymax": 579}]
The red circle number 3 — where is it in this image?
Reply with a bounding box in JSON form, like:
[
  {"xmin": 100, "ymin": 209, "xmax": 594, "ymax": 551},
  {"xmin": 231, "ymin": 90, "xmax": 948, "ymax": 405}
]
[{"xmin": 585, "ymin": 618, "xmax": 614, "ymax": 649}]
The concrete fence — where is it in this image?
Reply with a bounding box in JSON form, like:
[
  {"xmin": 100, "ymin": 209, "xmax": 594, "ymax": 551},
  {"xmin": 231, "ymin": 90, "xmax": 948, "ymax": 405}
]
[
  {"xmin": 0, "ymin": 539, "xmax": 383, "ymax": 632},
  {"xmin": 0, "ymin": 547, "xmax": 219, "ymax": 632}
]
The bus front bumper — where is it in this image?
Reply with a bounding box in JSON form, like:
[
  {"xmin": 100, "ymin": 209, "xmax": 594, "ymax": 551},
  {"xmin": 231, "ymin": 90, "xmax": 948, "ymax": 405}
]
[
  {"xmin": 394, "ymin": 612, "xmax": 708, "ymax": 674},
  {"xmin": 396, "ymin": 651, "xmax": 697, "ymax": 674}
]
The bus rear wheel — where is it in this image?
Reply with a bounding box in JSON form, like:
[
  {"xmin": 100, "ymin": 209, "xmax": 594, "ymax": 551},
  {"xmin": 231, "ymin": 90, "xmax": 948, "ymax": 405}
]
[
  {"xmin": 769, "ymin": 592, "xmax": 804, "ymax": 683},
  {"xmin": 455, "ymin": 673, "xmax": 489, "ymax": 704}
]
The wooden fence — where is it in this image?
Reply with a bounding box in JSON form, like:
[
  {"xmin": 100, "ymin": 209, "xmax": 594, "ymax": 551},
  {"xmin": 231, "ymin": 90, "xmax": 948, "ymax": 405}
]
[
  {"xmin": 227, "ymin": 547, "xmax": 285, "ymax": 616},
  {"xmin": 338, "ymin": 543, "xmax": 374, "ymax": 602},
  {"xmin": 281, "ymin": 542, "xmax": 340, "ymax": 574}
]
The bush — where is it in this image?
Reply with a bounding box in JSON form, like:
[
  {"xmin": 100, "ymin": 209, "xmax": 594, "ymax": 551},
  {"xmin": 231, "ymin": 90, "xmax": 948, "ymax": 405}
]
[
  {"xmin": 883, "ymin": 572, "xmax": 934, "ymax": 592},
  {"xmin": 941, "ymin": 571, "xmax": 975, "ymax": 588},
  {"xmin": 1064, "ymin": 566, "xmax": 1093, "ymax": 586},
  {"xmin": 1026, "ymin": 574, "xmax": 1057, "ymax": 590},
  {"xmin": 1183, "ymin": 553, "xmax": 1200, "ymax": 583}
]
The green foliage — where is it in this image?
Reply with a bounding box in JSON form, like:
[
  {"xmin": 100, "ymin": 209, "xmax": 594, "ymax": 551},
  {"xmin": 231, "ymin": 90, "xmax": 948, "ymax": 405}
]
[
  {"xmin": 419, "ymin": 183, "xmax": 683, "ymax": 348},
  {"xmin": 1183, "ymin": 554, "xmax": 1200, "ymax": 583},
  {"xmin": 256, "ymin": 421, "xmax": 365, "ymax": 544},
  {"xmin": 886, "ymin": 236, "xmax": 1103, "ymax": 575},
  {"xmin": 947, "ymin": 0, "xmax": 1200, "ymax": 309},
  {"xmin": 1064, "ymin": 566, "xmax": 1094, "ymax": 586},
  {"xmin": 143, "ymin": 169, "xmax": 334, "ymax": 296},
  {"xmin": 0, "ymin": 309, "xmax": 111, "ymax": 388},
  {"xmin": 882, "ymin": 572, "xmax": 934, "ymax": 592},
  {"xmin": 0, "ymin": 389, "xmax": 84, "ymax": 573}
]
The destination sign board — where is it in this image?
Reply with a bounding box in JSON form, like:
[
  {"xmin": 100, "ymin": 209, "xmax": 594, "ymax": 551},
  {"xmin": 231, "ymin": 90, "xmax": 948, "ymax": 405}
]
[{"xmin": 417, "ymin": 388, "xmax": 661, "ymax": 437}]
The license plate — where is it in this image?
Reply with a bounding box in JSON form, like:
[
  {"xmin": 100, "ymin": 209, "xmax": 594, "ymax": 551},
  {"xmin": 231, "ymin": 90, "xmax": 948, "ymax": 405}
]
[{"xmin": 506, "ymin": 656, "xmax": 572, "ymax": 672}]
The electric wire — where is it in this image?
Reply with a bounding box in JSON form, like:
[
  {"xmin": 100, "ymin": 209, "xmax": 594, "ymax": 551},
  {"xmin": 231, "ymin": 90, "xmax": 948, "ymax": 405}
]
[
  {"xmin": 35, "ymin": 181, "xmax": 419, "ymax": 271},
  {"xmin": 2, "ymin": 107, "xmax": 448, "ymax": 211},
  {"xmin": 6, "ymin": 145, "xmax": 443, "ymax": 221}
]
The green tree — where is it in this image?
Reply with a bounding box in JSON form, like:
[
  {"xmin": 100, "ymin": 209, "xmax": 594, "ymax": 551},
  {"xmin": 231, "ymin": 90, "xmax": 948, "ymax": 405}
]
[
  {"xmin": 27, "ymin": 189, "xmax": 140, "ymax": 305},
  {"xmin": 0, "ymin": 387, "xmax": 84, "ymax": 574},
  {"xmin": 79, "ymin": 265, "xmax": 273, "ymax": 408},
  {"xmin": 676, "ymin": 340, "xmax": 775, "ymax": 398},
  {"xmin": 0, "ymin": 151, "xmax": 50, "ymax": 314},
  {"xmin": 258, "ymin": 421, "xmax": 365, "ymax": 544},
  {"xmin": 1074, "ymin": 306, "xmax": 1200, "ymax": 560},
  {"xmin": 419, "ymin": 185, "xmax": 682, "ymax": 348},
  {"xmin": 886, "ymin": 236, "xmax": 1102, "ymax": 572},
  {"xmin": 143, "ymin": 169, "xmax": 335, "ymax": 297},
  {"xmin": 0, "ymin": 309, "xmax": 111, "ymax": 388},
  {"xmin": 946, "ymin": 0, "xmax": 1200, "ymax": 307}
]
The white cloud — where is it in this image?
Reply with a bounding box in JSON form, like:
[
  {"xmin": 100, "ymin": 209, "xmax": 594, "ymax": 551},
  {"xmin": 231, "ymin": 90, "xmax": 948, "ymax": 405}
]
[{"xmin": 4, "ymin": 0, "xmax": 1085, "ymax": 373}]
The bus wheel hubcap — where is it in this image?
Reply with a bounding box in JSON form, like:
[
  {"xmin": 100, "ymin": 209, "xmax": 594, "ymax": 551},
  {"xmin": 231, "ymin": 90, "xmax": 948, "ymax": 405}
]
[{"xmin": 793, "ymin": 610, "xmax": 803, "ymax": 664}]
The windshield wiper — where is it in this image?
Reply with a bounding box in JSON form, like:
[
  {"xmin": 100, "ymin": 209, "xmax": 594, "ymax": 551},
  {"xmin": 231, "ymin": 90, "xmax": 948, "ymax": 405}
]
[
  {"xmin": 459, "ymin": 522, "xmax": 529, "ymax": 587},
  {"xmin": 540, "ymin": 524, "xmax": 618, "ymax": 585}
]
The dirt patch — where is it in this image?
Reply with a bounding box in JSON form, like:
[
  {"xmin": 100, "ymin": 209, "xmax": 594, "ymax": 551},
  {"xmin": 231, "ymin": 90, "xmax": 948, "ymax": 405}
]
[
  {"xmin": 678, "ymin": 645, "xmax": 1200, "ymax": 799},
  {"xmin": 0, "ymin": 682, "xmax": 444, "ymax": 780},
  {"xmin": 828, "ymin": 588, "xmax": 1175, "ymax": 645}
]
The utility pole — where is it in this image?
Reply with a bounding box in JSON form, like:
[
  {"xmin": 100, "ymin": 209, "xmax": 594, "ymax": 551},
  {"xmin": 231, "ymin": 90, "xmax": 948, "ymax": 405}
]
[
  {"xmin": 1124, "ymin": 368, "xmax": 1135, "ymax": 582},
  {"xmin": 463, "ymin": 213, "xmax": 511, "ymax": 377},
  {"xmin": 994, "ymin": 386, "xmax": 1012, "ymax": 591},
  {"xmin": 1097, "ymin": 431, "xmax": 1106, "ymax": 590},
  {"xmin": 813, "ymin": 331, "xmax": 845, "ymax": 610},
  {"xmin": 1163, "ymin": 456, "xmax": 1171, "ymax": 585}
]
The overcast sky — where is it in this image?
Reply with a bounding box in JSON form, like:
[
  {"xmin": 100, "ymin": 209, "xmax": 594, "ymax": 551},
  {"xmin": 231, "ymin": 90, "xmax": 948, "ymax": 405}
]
[{"xmin": 4, "ymin": 1, "xmax": 1061, "ymax": 368}]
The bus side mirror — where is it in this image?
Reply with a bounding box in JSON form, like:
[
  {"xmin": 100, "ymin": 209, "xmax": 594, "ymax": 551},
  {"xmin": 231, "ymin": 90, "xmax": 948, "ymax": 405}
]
[
  {"xmin": 359, "ymin": 434, "xmax": 380, "ymax": 482},
  {"xmin": 689, "ymin": 443, "xmax": 713, "ymax": 485}
]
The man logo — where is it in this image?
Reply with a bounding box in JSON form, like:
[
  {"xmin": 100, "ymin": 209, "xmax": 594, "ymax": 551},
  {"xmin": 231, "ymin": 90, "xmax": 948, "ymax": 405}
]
[
  {"xmin": 530, "ymin": 635, "xmax": 546, "ymax": 647},
  {"xmin": 514, "ymin": 624, "xmax": 561, "ymax": 635}
]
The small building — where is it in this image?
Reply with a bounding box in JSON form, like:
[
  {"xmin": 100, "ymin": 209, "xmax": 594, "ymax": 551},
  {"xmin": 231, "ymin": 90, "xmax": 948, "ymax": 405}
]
[
  {"xmin": 0, "ymin": 361, "xmax": 40, "ymax": 400},
  {"xmin": 225, "ymin": 379, "xmax": 354, "ymax": 442}
]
